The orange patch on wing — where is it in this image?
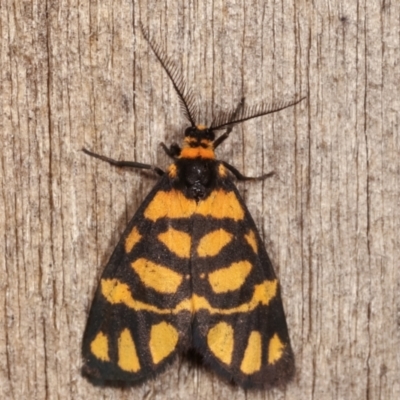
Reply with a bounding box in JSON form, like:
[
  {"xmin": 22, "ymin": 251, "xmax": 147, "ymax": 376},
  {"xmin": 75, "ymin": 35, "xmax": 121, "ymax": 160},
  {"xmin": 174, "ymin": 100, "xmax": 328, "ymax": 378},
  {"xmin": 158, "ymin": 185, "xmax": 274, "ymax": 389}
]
[
  {"xmin": 158, "ymin": 227, "xmax": 191, "ymax": 258},
  {"xmin": 244, "ymin": 230, "xmax": 258, "ymax": 254},
  {"xmin": 149, "ymin": 322, "xmax": 179, "ymax": 364},
  {"xmin": 90, "ymin": 332, "xmax": 110, "ymax": 362},
  {"xmin": 197, "ymin": 229, "xmax": 233, "ymax": 257},
  {"xmin": 196, "ymin": 190, "xmax": 244, "ymax": 220},
  {"xmin": 125, "ymin": 226, "xmax": 142, "ymax": 253},
  {"xmin": 144, "ymin": 190, "xmax": 196, "ymax": 221},
  {"xmin": 207, "ymin": 322, "xmax": 234, "ymax": 365},
  {"xmin": 208, "ymin": 260, "xmax": 252, "ymax": 293},
  {"xmin": 253, "ymin": 279, "xmax": 278, "ymax": 306},
  {"xmin": 268, "ymin": 333, "xmax": 285, "ymax": 364},
  {"xmin": 131, "ymin": 258, "xmax": 183, "ymax": 293},
  {"xmin": 240, "ymin": 331, "xmax": 262, "ymax": 374},
  {"xmin": 118, "ymin": 328, "xmax": 140, "ymax": 372}
]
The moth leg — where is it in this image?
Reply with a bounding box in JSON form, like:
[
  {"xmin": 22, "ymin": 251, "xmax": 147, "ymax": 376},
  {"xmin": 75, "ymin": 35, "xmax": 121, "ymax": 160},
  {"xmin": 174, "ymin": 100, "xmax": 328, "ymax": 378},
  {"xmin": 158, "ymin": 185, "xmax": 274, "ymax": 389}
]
[
  {"xmin": 82, "ymin": 148, "xmax": 164, "ymax": 176},
  {"xmin": 213, "ymin": 97, "xmax": 245, "ymax": 149},
  {"xmin": 222, "ymin": 161, "xmax": 274, "ymax": 181},
  {"xmin": 160, "ymin": 142, "xmax": 181, "ymax": 158}
]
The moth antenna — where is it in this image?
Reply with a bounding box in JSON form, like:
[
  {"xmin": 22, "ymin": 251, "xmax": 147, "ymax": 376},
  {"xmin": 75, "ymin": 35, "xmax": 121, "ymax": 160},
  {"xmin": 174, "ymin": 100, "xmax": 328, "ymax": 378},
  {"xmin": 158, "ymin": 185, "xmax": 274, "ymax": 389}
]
[
  {"xmin": 213, "ymin": 97, "xmax": 245, "ymax": 148},
  {"xmin": 210, "ymin": 96, "xmax": 306, "ymax": 131},
  {"xmin": 140, "ymin": 24, "xmax": 198, "ymax": 126}
]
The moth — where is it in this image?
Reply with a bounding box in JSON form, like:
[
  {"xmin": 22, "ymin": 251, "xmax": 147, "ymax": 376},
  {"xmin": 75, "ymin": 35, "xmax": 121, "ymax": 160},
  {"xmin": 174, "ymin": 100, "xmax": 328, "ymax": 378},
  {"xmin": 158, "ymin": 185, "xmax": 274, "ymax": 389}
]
[{"xmin": 82, "ymin": 26, "xmax": 303, "ymax": 389}]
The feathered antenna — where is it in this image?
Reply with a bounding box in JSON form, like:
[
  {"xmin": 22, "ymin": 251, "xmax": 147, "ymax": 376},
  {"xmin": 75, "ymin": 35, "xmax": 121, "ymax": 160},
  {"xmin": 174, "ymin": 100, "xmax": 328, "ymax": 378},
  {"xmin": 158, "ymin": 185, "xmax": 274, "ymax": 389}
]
[
  {"xmin": 140, "ymin": 24, "xmax": 198, "ymax": 126},
  {"xmin": 210, "ymin": 97, "xmax": 305, "ymax": 131}
]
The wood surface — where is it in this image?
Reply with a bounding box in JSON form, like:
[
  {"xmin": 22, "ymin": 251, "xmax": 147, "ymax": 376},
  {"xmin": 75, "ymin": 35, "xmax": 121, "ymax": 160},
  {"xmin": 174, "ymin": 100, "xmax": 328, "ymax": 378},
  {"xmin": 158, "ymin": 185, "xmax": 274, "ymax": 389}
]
[{"xmin": 1, "ymin": 0, "xmax": 399, "ymax": 399}]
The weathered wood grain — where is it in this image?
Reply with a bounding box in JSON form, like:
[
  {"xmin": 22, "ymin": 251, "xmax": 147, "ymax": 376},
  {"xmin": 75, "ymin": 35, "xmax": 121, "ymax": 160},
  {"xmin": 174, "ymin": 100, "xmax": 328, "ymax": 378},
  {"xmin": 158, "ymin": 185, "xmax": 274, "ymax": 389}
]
[{"xmin": 1, "ymin": 0, "xmax": 399, "ymax": 399}]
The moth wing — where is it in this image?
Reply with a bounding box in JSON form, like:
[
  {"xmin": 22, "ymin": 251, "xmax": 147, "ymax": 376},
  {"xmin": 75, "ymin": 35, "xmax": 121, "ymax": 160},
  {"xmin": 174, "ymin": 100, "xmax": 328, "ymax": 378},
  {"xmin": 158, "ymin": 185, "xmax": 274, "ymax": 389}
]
[
  {"xmin": 190, "ymin": 180, "xmax": 294, "ymax": 388},
  {"xmin": 82, "ymin": 175, "xmax": 192, "ymax": 383}
]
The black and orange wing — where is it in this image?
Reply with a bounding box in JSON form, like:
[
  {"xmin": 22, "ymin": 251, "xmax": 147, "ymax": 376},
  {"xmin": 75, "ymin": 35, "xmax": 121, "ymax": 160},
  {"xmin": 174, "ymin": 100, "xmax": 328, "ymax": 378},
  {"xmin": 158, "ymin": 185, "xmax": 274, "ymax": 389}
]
[
  {"xmin": 188, "ymin": 178, "xmax": 294, "ymax": 389},
  {"xmin": 82, "ymin": 175, "xmax": 194, "ymax": 383}
]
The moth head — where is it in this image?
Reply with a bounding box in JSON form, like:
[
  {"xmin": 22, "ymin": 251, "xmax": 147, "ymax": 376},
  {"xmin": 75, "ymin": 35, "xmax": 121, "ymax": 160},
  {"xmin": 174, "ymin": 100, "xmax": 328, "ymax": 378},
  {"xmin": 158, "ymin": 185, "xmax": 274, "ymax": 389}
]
[{"xmin": 184, "ymin": 125, "xmax": 215, "ymax": 148}]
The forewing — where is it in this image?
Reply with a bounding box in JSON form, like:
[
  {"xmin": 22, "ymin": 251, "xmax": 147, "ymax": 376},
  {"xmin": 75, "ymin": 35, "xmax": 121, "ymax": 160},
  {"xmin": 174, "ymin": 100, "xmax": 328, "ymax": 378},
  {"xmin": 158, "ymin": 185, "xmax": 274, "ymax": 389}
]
[
  {"xmin": 82, "ymin": 175, "xmax": 192, "ymax": 383},
  {"xmin": 190, "ymin": 179, "xmax": 294, "ymax": 388}
]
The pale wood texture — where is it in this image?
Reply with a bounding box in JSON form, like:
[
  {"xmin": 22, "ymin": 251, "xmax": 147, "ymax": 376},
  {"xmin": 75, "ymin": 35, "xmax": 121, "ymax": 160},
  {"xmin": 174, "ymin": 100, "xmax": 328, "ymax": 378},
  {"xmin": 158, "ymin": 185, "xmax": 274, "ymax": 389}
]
[{"xmin": 1, "ymin": 1, "xmax": 399, "ymax": 399}]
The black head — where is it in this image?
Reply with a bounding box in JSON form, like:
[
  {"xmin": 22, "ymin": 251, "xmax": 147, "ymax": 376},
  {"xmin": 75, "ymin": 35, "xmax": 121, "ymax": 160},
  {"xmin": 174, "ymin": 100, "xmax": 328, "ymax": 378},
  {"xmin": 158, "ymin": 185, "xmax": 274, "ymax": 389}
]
[{"xmin": 184, "ymin": 126, "xmax": 215, "ymax": 143}]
